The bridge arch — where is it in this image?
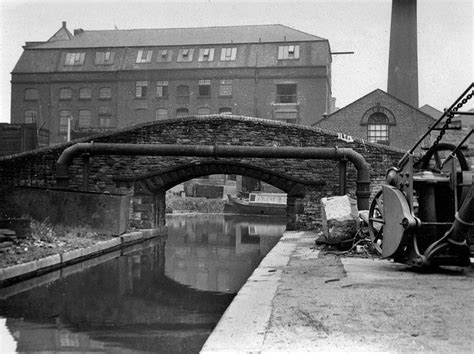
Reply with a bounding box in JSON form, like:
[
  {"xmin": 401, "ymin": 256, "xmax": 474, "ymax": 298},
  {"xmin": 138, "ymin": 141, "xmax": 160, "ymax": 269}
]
[{"xmin": 114, "ymin": 160, "xmax": 325, "ymax": 229}]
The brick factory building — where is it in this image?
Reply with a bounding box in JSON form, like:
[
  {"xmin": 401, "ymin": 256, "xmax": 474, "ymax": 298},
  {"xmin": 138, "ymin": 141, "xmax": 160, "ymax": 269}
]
[{"xmin": 10, "ymin": 22, "xmax": 333, "ymax": 145}]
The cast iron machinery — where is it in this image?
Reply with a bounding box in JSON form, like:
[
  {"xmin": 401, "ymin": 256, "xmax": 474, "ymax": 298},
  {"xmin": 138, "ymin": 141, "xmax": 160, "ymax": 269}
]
[{"xmin": 368, "ymin": 83, "xmax": 474, "ymax": 268}]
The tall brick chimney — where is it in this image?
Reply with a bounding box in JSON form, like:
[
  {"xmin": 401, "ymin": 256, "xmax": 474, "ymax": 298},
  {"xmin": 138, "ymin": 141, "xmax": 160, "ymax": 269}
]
[{"xmin": 387, "ymin": 0, "xmax": 419, "ymax": 108}]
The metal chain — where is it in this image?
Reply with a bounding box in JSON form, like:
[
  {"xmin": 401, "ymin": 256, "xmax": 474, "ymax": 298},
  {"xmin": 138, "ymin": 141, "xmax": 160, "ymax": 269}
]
[{"xmin": 432, "ymin": 90, "xmax": 474, "ymax": 148}]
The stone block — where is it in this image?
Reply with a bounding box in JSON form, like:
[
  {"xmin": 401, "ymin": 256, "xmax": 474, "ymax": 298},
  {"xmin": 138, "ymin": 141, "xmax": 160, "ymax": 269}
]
[
  {"xmin": 1, "ymin": 261, "xmax": 38, "ymax": 281},
  {"xmin": 61, "ymin": 248, "xmax": 84, "ymax": 263},
  {"xmin": 320, "ymin": 195, "xmax": 358, "ymax": 244},
  {"xmin": 36, "ymin": 255, "xmax": 61, "ymax": 270},
  {"xmin": 121, "ymin": 232, "xmax": 143, "ymax": 244}
]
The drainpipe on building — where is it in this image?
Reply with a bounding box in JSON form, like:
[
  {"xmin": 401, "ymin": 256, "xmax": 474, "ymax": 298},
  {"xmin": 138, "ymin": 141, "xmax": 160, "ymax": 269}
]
[{"xmin": 56, "ymin": 143, "xmax": 371, "ymax": 210}]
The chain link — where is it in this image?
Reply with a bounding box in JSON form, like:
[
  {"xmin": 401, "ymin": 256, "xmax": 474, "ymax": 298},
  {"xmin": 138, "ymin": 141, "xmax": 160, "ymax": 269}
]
[{"xmin": 432, "ymin": 91, "xmax": 473, "ymax": 149}]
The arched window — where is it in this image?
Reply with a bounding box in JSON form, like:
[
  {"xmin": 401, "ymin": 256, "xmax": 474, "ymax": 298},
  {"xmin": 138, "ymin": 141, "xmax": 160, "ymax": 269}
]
[
  {"xmin": 59, "ymin": 87, "xmax": 73, "ymax": 100},
  {"xmin": 78, "ymin": 110, "xmax": 91, "ymax": 128},
  {"xmin": 79, "ymin": 87, "xmax": 92, "ymax": 100},
  {"xmin": 197, "ymin": 107, "xmax": 211, "ymax": 115},
  {"xmin": 155, "ymin": 108, "xmax": 168, "ymax": 120},
  {"xmin": 99, "ymin": 87, "xmax": 112, "ymax": 100},
  {"xmin": 176, "ymin": 108, "xmax": 189, "ymax": 118},
  {"xmin": 219, "ymin": 107, "xmax": 232, "ymax": 115},
  {"xmin": 177, "ymin": 85, "xmax": 189, "ymax": 104},
  {"xmin": 367, "ymin": 113, "xmax": 389, "ymax": 145},
  {"xmin": 59, "ymin": 110, "xmax": 72, "ymax": 133}
]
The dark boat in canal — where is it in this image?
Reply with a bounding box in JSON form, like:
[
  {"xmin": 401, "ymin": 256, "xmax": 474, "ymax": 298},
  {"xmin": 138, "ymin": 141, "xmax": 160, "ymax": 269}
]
[{"xmin": 224, "ymin": 192, "xmax": 287, "ymax": 215}]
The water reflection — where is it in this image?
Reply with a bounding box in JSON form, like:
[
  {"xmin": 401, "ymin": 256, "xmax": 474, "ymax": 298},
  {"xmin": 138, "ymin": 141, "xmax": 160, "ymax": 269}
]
[
  {"xmin": 166, "ymin": 214, "xmax": 285, "ymax": 293},
  {"xmin": 0, "ymin": 214, "xmax": 285, "ymax": 353}
]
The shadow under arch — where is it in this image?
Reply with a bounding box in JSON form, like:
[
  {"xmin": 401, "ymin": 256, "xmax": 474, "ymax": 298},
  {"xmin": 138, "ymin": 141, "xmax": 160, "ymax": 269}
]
[
  {"xmin": 114, "ymin": 160, "xmax": 326, "ymax": 229},
  {"xmin": 116, "ymin": 160, "xmax": 324, "ymax": 197}
]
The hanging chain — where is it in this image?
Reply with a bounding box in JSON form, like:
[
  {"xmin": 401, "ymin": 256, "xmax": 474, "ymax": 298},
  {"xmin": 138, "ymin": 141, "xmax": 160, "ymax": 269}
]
[{"xmin": 432, "ymin": 89, "xmax": 474, "ymax": 149}]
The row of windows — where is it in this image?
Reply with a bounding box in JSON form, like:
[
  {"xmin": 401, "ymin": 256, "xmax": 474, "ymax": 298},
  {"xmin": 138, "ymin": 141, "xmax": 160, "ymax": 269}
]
[
  {"xmin": 24, "ymin": 87, "xmax": 112, "ymax": 101},
  {"xmin": 134, "ymin": 80, "xmax": 233, "ymax": 99},
  {"xmin": 25, "ymin": 81, "xmax": 297, "ymax": 103},
  {"xmin": 24, "ymin": 80, "xmax": 233, "ymax": 102},
  {"xmin": 51, "ymin": 107, "xmax": 233, "ymax": 132},
  {"xmin": 58, "ymin": 109, "xmax": 113, "ymax": 132},
  {"xmin": 63, "ymin": 45, "xmax": 300, "ymax": 66}
]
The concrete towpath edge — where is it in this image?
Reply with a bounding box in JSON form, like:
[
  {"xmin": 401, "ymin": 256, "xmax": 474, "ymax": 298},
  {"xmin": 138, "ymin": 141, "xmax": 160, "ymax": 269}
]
[{"xmin": 0, "ymin": 227, "xmax": 167, "ymax": 286}]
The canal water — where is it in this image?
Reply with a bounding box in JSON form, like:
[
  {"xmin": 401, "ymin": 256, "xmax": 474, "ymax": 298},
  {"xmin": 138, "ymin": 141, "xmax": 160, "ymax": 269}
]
[{"xmin": 0, "ymin": 214, "xmax": 286, "ymax": 353}]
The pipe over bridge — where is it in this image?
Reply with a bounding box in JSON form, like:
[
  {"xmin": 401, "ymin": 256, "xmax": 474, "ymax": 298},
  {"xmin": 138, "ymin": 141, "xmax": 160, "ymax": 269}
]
[{"xmin": 56, "ymin": 142, "xmax": 371, "ymax": 211}]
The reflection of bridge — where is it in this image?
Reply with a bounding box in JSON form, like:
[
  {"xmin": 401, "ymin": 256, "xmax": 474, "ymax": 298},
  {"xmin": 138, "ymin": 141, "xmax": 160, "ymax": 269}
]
[
  {"xmin": 0, "ymin": 237, "xmax": 233, "ymax": 352},
  {"xmin": 0, "ymin": 115, "xmax": 405, "ymax": 230},
  {"xmin": 165, "ymin": 215, "xmax": 285, "ymax": 293}
]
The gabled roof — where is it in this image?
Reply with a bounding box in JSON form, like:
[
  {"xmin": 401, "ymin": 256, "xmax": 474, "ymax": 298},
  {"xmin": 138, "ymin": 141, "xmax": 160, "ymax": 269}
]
[
  {"xmin": 419, "ymin": 104, "xmax": 443, "ymax": 119},
  {"xmin": 47, "ymin": 22, "xmax": 73, "ymax": 43},
  {"xmin": 33, "ymin": 24, "xmax": 327, "ymax": 49},
  {"xmin": 315, "ymin": 89, "xmax": 437, "ymax": 125}
]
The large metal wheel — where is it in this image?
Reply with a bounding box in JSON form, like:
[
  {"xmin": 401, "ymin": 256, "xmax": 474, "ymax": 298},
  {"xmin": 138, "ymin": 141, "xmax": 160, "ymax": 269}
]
[
  {"xmin": 419, "ymin": 143, "xmax": 469, "ymax": 172},
  {"xmin": 368, "ymin": 189, "xmax": 384, "ymax": 255}
]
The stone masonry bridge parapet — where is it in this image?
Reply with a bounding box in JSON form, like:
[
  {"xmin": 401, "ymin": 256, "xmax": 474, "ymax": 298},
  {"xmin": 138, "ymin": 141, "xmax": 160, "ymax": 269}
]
[{"xmin": 0, "ymin": 115, "xmax": 406, "ymax": 230}]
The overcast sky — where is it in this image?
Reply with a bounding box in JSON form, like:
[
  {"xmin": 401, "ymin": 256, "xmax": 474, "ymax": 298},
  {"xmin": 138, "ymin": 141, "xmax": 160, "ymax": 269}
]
[{"xmin": 0, "ymin": 0, "xmax": 472, "ymax": 123}]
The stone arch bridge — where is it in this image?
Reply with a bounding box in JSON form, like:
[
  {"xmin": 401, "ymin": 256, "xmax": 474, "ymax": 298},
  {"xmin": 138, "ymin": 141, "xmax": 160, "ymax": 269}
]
[{"xmin": 0, "ymin": 115, "xmax": 405, "ymax": 230}]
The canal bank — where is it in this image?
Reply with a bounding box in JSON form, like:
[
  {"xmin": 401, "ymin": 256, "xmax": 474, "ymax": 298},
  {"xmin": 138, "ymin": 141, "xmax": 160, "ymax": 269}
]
[
  {"xmin": 202, "ymin": 231, "xmax": 474, "ymax": 353},
  {"xmin": 0, "ymin": 228, "xmax": 166, "ymax": 286}
]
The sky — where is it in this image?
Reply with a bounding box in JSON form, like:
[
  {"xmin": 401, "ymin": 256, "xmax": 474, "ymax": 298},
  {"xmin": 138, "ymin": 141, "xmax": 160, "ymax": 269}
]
[{"xmin": 0, "ymin": 0, "xmax": 472, "ymax": 123}]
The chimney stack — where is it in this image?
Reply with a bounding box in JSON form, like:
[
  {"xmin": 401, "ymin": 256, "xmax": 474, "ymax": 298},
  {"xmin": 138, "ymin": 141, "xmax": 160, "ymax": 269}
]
[{"xmin": 387, "ymin": 0, "xmax": 419, "ymax": 108}]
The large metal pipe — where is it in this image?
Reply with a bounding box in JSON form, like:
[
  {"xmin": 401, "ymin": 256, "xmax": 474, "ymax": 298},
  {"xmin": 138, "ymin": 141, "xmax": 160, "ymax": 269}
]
[{"xmin": 56, "ymin": 143, "xmax": 371, "ymax": 210}]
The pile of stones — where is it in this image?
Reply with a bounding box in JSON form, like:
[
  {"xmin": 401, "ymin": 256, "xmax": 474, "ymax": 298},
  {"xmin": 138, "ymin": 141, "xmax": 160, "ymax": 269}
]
[{"xmin": 0, "ymin": 229, "xmax": 18, "ymax": 250}]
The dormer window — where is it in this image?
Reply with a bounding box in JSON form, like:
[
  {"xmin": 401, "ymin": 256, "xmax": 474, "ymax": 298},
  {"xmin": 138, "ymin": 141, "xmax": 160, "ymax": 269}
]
[
  {"xmin": 136, "ymin": 49, "xmax": 152, "ymax": 63},
  {"xmin": 177, "ymin": 48, "xmax": 194, "ymax": 62},
  {"xmin": 278, "ymin": 45, "xmax": 300, "ymax": 60},
  {"xmin": 65, "ymin": 52, "xmax": 85, "ymax": 66},
  {"xmin": 220, "ymin": 47, "xmax": 237, "ymax": 61},
  {"xmin": 157, "ymin": 49, "xmax": 172, "ymax": 62},
  {"xmin": 95, "ymin": 51, "xmax": 115, "ymax": 65},
  {"xmin": 199, "ymin": 48, "xmax": 215, "ymax": 62}
]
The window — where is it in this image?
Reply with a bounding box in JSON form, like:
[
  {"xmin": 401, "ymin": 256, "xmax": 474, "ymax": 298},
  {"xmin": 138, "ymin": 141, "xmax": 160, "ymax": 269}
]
[
  {"xmin": 198, "ymin": 80, "xmax": 211, "ymax": 97},
  {"xmin": 219, "ymin": 79, "xmax": 233, "ymax": 96},
  {"xmin": 24, "ymin": 110, "xmax": 37, "ymax": 123},
  {"xmin": 219, "ymin": 107, "xmax": 232, "ymax": 115},
  {"xmin": 79, "ymin": 87, "xmax": 92, "ymax": 100},
  {"xmin": 197, "ymin": 107, "xmax": 211, "ymax": 115},
  {"xmin": 78, "ymin": 110, "xmax": 91, "ymax": 128},
  {"xmin": 99, "ymin": 87, "xmax": 112, "ymax": 100},
  {"xmin": 136, "ymin": 81, "xmax": 148, "ymax": 98},
  {"xmin": 177, "ymin": 48, "xmax": 194, "ymax": 62},
  {"xmin": 367, "ymin": 113, "xmax": 389, "ymax": 144},
  {"xmin": 176, "ymin": 85, "xmax": 189, "ymax": 104},
  {"xmin": 59, "ymin": 110, "xmax": 72, "ymax": 133},
  {"xmin": 59, "ymin": 87, "xmax": 73, "ymax": 100},
  {"xmin": 176, "ymin": 108, "xmax": 189, "ymax": 118},
  {"xmin": 278, "ymin": 45, "xmax": 300, "ymax": 60},
  {"xmin": 220, "ymin": 47, "xmax": 237, "ymax": 61},
  {"xmin": 24, "ymin": 88, "xmax": 38, "ymax": 101},
  {"xmin": 155, "ymin": 108, "xmax": 168, "ymax": 120},
  {"xmin": 157, "ymin": 49, "xmax": 172, "ymax": 62},
  {"xmin": 95, "ymin": 51, "xmax": 115, "ymax": 65},
  {"xmin": 98, "ymin": 107, "xmax": 113, "ymax": 128},
  {"xmin": 156, "ymin": 81, "xmax": 169, "ymax": 97},
  {"xmin": 198, "ymin": 48, "xmax": 215, "ymax": 62},
  {"xmin": 99, "ymin": 115, "xmax": 113, "ymax": 128},
  {"xmin": 65, "ymin": 52, "xmax": 85, "ymax": 66},
  {"xmin": 276, "ymin": 84, "xmax": 297, "ymax": 103},
  {"xmin": 136, "ymin": 49, "xmax": 153, "ymax": 63}
]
